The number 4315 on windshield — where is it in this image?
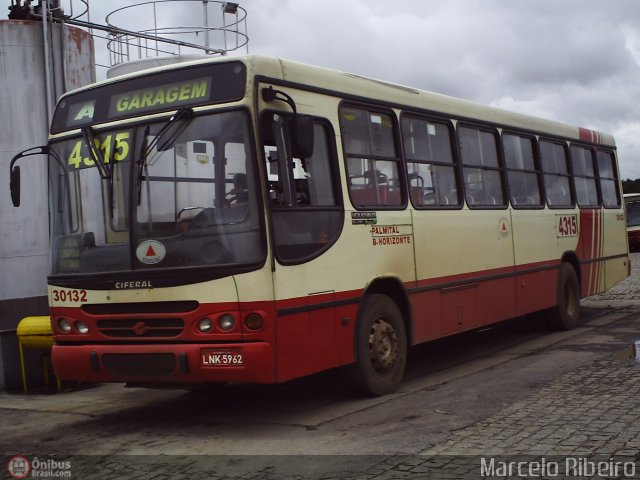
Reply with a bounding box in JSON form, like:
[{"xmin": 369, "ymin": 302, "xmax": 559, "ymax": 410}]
[{"xmin": 67, "ymin": 132, "xmax": 130, "ymax": 170}]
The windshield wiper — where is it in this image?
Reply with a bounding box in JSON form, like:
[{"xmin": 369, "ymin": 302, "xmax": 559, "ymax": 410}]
[
  {"xmin": 136, "ymin": 125, "xmax": 150, "ymax": 206},
  {"xmin": 81, "ymin": 126, "xmax": 117, "ymax": 219},
  {"xmin": 143, "ymin": 107, "xmax": 194, "ymax": 160},
  {"xmin": 136, "ymin": 107, "xmax": 194, "ymax": 206},
  {"xmin": 81, "ymin": 126, "xmax": 110, "ymax": 179}
]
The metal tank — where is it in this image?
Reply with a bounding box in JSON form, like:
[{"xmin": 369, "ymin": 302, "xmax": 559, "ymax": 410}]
[
  {"xmin": 0, "ymin": 17, "xmax": 94, "ymax": 388},
  {"xmin": 105, "ymin": 0, "xmax": 248, "ymax": 78}
]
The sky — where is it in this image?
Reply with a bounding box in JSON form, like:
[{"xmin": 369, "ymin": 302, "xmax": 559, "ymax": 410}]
[{"xmin": 5, "ymin": 0, "xmax": 640, "ymax": 178}]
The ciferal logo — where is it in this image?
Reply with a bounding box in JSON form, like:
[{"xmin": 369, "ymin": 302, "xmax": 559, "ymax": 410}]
[
  {"xmin": 133, "ymin": 321, "xmax": 150, "ymax": 336},
  {"xmin": 7, "ymin": 455, "xmax": 30, "ymax": 479}
]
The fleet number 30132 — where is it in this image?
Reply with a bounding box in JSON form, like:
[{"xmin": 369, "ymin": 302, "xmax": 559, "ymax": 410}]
[{"xmin": 52, "ymin": 289, "xmax": 88, "ymax": 303}]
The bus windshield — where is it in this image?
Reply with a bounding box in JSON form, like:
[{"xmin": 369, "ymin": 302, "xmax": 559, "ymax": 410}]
[
  {"xmin": 49, "ymin": 109, "xmax": 264, "ymax": 276},
  {"xmin": 626, "ymin": 198, "xmax": 640, "ymax": 227}
]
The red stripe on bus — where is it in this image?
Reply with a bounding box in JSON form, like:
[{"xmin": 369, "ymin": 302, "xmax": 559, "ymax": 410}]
[{"xmin": 578, "ymin": 127, "xmax": 603, "ymax": 144}]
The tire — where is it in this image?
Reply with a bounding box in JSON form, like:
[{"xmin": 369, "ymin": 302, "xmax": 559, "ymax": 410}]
[
  {"xmin": 548, "ymin": 262, "xmax": 580, "ymax": 330},
  {"xmin": 348, "ymin": 294, "xmax": 407, "ymax": 396}
]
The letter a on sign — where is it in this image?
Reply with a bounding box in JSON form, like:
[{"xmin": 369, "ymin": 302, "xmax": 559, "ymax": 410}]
[{"xmin": 74, "ymin": 102, "xmax": 95, "ymax": 121}]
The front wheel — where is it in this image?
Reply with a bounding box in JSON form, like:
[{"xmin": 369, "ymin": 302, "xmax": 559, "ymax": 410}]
[
  {"xmin": 348, "ymin": 294, "xmax": 407, "ymax": 396},
  {"xmin": 548, "ymin": 262, "xmax": 580, "ymax": 330}
]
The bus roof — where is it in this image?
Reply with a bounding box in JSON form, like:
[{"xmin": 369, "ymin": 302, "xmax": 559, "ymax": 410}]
[{"xmin": 58, "ymin": 54, "xmax": 615, "ymax": 147}]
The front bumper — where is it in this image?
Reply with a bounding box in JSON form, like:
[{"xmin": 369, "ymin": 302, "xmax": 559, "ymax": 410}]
[{"xmin": 52, "ymin": 342, "xmax": 274, "ymax": 384}]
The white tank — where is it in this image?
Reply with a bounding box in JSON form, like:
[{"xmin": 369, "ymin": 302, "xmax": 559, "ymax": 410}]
[
  {"xmin": 107, "ymin": 54, "xmax": 207, "ymax": 78},
  {"xmin": 0, "ymin": 20, "xmax": 94, "ymax": 326},
  {"xmin": 105, "ymin": 0, "xmax": 249, "ymax": 78}
]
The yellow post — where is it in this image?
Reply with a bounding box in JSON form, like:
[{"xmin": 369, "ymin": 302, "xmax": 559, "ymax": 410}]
[
  {"xmin": 16, "ymin": 316, "xmax": 55, "ymax": 394},
  {"xmin": 18, "ymin": 341, "xmax": 28, "ymax": 394}
]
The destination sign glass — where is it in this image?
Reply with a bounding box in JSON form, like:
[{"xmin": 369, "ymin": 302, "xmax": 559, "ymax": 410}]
[
  {"xmin": 52, "ymin": 61, "xmax": 246, "ymax": 134},
  {"xmin": 107, "ymin": 78, "xmax": 211, "ymax": 120}
]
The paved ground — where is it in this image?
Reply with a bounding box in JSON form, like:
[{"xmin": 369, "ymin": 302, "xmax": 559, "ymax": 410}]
[
  {"xmin": 2, "ymin": 255, "xmax": 640, "ymax": 479},
  {"xmin": 419, "ymin": 256, "xmax": 640, "ymax": 456},
  {"xmin": 411, "ymin": 255, "xmax": 640, "ymax": 477}
]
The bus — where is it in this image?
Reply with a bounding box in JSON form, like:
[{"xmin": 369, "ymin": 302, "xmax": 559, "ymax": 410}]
[
  {"xmin": 9, "ymin": 55, "xmax": 630, "ymax": 396},
  {"xmin": 624, "ymin": 193, "xmax": 640, "ymax": 252}
]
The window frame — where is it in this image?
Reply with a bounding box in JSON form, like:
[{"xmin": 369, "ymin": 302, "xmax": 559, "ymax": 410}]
[
  {"xmin": 260, "ymin": 111, "xmax": 345, "ymax": 266},
  {"xmin": 501, "ymin": 130, "xmax": 544, "ymax": 210},
  {"xmin": 457, "ymin": 123, "xmax": 507, "ymax": 209},
  {"xmin": 539, "ymin": 138, "xmax": 575, "ymax": 209},
  {"xmin": 596, "ymin": 148, "xmax": 621, "ymax": 209},
  {"xmin": 339, "ymin": 102, "xmax": 407, "ymax": 210},
  {"xmin": 570, "ymin": 143, "xmax": 600, "ymax": 208},
  {"xmin": 399, "ymin": 112, "xmax": 462, "ymax": 210}
]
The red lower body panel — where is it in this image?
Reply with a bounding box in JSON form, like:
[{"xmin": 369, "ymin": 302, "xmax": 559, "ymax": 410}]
[{"xmin": 52, "ymin": 342, "xmax": 274, "ymax": 384}]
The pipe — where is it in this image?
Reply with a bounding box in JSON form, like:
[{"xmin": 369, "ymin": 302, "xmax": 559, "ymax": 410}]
[{"xmin": 42, "ymin": 0, "xmax": 53, "ymax": 124}]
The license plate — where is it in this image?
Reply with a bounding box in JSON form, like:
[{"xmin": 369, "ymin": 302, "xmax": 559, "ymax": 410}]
[{"xmin": 201, "ymin": 349, "xmax": 243, "ymax": 366}]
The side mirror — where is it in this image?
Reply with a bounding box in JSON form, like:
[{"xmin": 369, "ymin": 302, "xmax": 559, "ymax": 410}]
[
  {"xmin": 8, "ymin": 145, "xmax": 50, "ymax": 207},
  {"xmin": 10, "ymin": 166, "xmax": 20, "ymax": 207},
  {"xmin": 261, "ymin": 87, "xmax": 315, "ymax": 158},
  {"xmin": 292, "ymin": 114, "xmax": 314, "ymax": 158}
]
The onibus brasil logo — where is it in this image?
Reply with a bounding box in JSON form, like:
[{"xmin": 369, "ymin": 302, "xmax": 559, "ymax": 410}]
[
  {"xmin": 7, "ymin": 455, "xmax": 71, "ymax": 478},
  {"xmin": 7, "ymin": 456, "xmax": 30, "ymax": 479}
]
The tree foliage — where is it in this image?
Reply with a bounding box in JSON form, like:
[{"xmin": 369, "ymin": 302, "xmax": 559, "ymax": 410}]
[{"xmin": 622, "ymin": 179, "xmax": 640, "ymax": 194}]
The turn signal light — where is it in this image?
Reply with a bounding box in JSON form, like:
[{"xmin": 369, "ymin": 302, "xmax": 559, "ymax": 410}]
[{"xmin": 244, "ymin": 313, "xmax": 264, "ymax": 331}]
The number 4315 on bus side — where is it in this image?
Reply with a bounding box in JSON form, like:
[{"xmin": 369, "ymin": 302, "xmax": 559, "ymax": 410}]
[{"xmin": 557, "ymin": 214, "xmax": 578, "ymax": 237}]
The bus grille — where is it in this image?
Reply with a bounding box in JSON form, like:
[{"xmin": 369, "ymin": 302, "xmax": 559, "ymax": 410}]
[{"xmin": 97, "ymin": 318, "xmax": 184, "ymax": 338}]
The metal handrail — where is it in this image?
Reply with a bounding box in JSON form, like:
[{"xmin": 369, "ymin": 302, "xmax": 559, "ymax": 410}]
[{"xmin": 105, "ymin": 0, "xmax": 249, "ymax": 66}]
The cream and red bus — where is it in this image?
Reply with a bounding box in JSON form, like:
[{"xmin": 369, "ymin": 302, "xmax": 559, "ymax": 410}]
[
  {"xmin": 624, "ymin": 193, "xmax": 640, "ymax": 251},
  {"xmin": 9, "ymin": 55, "xmax": 629, "ymax": 395}
]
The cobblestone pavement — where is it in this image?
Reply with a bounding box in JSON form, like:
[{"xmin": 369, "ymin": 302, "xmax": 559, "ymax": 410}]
[
  {"xmin": 407, "ymin": 255, "xmax": 640, "ymax": 477},
  {"xmin": 418, "ymin": 255, "xmax": 640, "ymax": 457},
  {"xmin": 584, "ymin": 252, "xmax": 640, "ymax": 302},
  {"xmin": 421, "ymin": 359, "xmax": 640, "ymax": 457}
]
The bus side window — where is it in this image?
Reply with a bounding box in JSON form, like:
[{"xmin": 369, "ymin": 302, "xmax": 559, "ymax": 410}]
[
  {"xmin": 597, "ymin": 150, "xmax": 621, "ymax": 208},
  {"xmin": 503, "ymin": 133, "xmax": 542, "ymax": 208},
  {"xmin": 458, "ymin": 126, "xmax": 505, "ymax": 208},
  {"xmin": 401, "ymin": 116, "xmax": 459, "ymax": 207},
  {"xmin": 340, "ymin": 107, "xmax": 403, "ymax": 208},
  {"xmin": 540, "ymin": 140, "xmax": 573, "ymax": 208},
  {"xmin": 264, "ymin": 119, "xmax": 343, "ymax": 264},
  {"xmin": 570, "ymin": 144, "xmax": 599, "ymax": 208}
]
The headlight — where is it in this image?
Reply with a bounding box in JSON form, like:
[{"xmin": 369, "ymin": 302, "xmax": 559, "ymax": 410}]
[
  {"xmin": 198, "ymin": 318, "xmax": 213, "ymax": 333},
  {"xmin": 58, "ymin": 318, "xmax": 72, "ymax": 333},
  {"xmin": 76, "ymin": 321, "xmax": 89, "ymax": 334},
  {"xmin": 218, "ymin": 314, "xmax": 235, "ymax": 332}
]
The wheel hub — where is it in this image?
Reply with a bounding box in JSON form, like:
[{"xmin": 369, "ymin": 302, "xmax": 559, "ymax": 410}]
[{"xmin": 369, "ymin": 318, "xmax": 398, "ymax": 372}]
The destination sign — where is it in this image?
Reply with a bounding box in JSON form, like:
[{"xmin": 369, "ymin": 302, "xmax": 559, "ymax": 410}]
[
  {"xmin": 108, "ymin": 78, "xmax": 211, "ymax": 119},
  {"xmin": 52, "ymin": 61, "xmax": 246, "ymax": 134}
]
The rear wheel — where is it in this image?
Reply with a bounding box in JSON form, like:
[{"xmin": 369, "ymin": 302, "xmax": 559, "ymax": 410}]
[
  {"xmin": 548, "ymin": 262, "xmax": 580, "ymax": 330},
  {"xmin": 348, "ymin": 294, "xmax": 407, "ymax": 396}
]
